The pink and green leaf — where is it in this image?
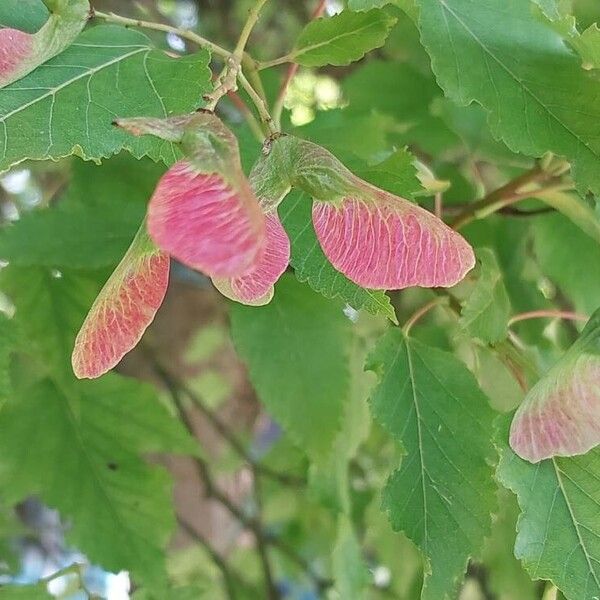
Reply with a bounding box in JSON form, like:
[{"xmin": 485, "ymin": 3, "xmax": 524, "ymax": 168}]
[
  {"xmin": 212, "ymin": 211, "xmax": 290, "ymax": 306},
  {"xmin": 72, "ymin": 225, "xmax": 169, "ymax": 379},
  {"xmin": 510, "ymin": 311, "xmax": 600, "ymax": 462},
  {"xmin": 0, "ymin": 0, "xmax": 89, "ymax": 89}
]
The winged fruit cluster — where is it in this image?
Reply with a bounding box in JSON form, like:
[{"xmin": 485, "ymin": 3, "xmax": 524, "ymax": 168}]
[{"xmin": 72, "ymin": 112, "xmax": 475, "ymax": 379}]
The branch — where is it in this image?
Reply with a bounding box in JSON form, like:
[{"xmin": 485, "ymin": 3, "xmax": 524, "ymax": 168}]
[
  {"xmin": 146, "ymin": 355, "xmax": 329, "ymax": 592},
  {"xmin": 450, "ymin": 165, "xmax": 572, "ymax": 229},
  {"xmin": 92, "ymin": 10, "xmax": 230, "ymax": 58},
  {"xmin": 402, "ymin": 297, "xmax": 449, "ymax": 335}
]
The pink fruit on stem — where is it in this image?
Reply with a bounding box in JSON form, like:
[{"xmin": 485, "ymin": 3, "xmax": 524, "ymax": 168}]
[
  {"xmin": 510, "ymin": 309, "xmax": 600, "ymax": 462},
  {"xmin": 249, "ymin": 134, "xmax": 475, "ymax": 291},
  {"xmin": 312, "ymin": 190, "xmax": 475, "ymax": 290},
  {"xmin": 0, "ymin": 0, "xmax": 89, "ymax": 89},
  {"xmin": 116, "ymin": 113, "xmax": 266, "ymax": 279},
  {"xmin": 213, "ymin": 211, "xmax": 290, "ymax": 306},
  {"xmin": 72, "ymin": 224, "xmax": 169, "ymax": 379}
]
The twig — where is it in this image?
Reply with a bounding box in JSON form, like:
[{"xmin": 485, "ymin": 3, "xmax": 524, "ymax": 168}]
[
  {"xmin": 450, "ymin": 166, "xmax": 572, "ymax": 229},
  {"xmin": 251, "ymin": 474, "xmax": 280, "ymax": 599},
  {"xmin": 238, "ymin": 71, "xmax": 277, "ymax": 134},
  {"xmin": 508, "ymin": 310, "xmax": 588, "ymax": 327},
  {"xmin": 233, "ymin": 0, "xmax": 270, "ymax": 61},
  {"xmin": 402, "ymin": 297, "xmax": 449, "ymax": 335},
  {"xmin": 92, "ymin": 10, "xmax": 230, "ymax": 58}
]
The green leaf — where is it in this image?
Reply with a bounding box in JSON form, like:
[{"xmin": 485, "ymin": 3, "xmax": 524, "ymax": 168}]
[
  {"xmin": 459, "ymin": 248, "xmax": 511, "ymax": 343},
  {"xmin": 0, "ymin": 25, "xmax": 211, "ymax": 171},
  {"xmin": 480, "ymin": 489, "xmax": 539, "ymax": 600},
  {"xmin": 343, "ymin": 60, "xmax": 439, "ymax": 123},
  {"xmin": 0, "ymin": 266, "xmax": 100, "ymax": 377},
  {"xmin": 332, "ymin": 515, "xmax": 370, "ymax": 599},
  {"xmin": 497, "ymin": 415, "xmax": 600, "ymax": 600},
  {"xmin": 0, "ymin": 313, "xmax": 17, "ymax": 402},
  {"xmin": 415, "ymin": 0, "xmax": 600, "ymax": 196},
  {"xmin": 536, "ymin": 189, "xmax": 600, "ymax": 246},
  {"xmin": 366, "ymin": 330, "xmax": 497, "ymax": 599},
  {"xmin": 0, "ymin": 374, "xmax": 196, "ymax": 584},
  {"xmin": 0, "ymin": 0, "xmax": 47, "ymax": 31},
  {"xmin": 356, "ymin": 148, "xmax": 422, "ymax": 200},
  {"xmin": 347, "ymin": 0, "xmax": 391, "ymax": 10},
  {"xmin": 533, "ymin": 213, "xmax": 600, "ymax": 314},
  {"xmin": 0, "ymin": 155, "xmax": 164, "ymax": 268},
  {"xmin": 0, "ymin": 585, "xmax": 53, "ymax": 600},
  {"xmin": 279, "ymin": 191, "xmax": 397, "ymax": 322},
  {"xmin": 230, "ymin": 275, "xmax": 351, "ymax": 462},
  {"xmin": 290, "ymin": 9, "xmax": 397, "ymax": 67}
]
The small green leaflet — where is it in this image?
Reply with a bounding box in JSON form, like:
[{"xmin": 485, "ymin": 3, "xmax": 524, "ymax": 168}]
[
  {"xmin": 366, "ymin": 330, "xmax": 497, "ymax": 599},
  {"xmin": 460, "ymin": 248, "xmax": 511, "ymax": 343},
  {"xmin": 497, "ymin": 416, "xmax": 600, "ymax": 600},
  {"xmin": 279, "ymin": 191, "xmax": 397, "ymax": 322},
  {"xmin": 0, "ymin": 375, "xmax": 197, "ymax": 585},
  {"xmin": 0, "ymin": 155, "xmax": 164, "ymax": 269},
  {"xmin": 415, "ymin": 0, "xmax": 600, "ymax": 196},
  {"xmin": 0, "ymin": 25, "xmax": 211, "ymax": 172},
  {"xmin": 230, "ymin": 275, "xmax": 351, "ymax": 462},
  {"xmin": 290, "ymin": 9, "xmax": 397, "ymax": 67}
]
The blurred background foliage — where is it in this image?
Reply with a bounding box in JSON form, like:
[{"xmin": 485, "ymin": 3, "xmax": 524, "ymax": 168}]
[{"xmin": 1, "ymin": 0, "xmax": 600, "ymax": 599}]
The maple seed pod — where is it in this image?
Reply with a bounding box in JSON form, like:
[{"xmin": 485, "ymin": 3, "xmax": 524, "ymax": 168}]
[
  {"xmin": 72, "ymin": 224, "xmax": 169, "ymax": 379},
  {"xmin": 116, "ymin": 113, "xmax": 266, "ymax": 279},
  {"xmin": 212, "ymin": 211, "xmax": 291, "ymax": 306},
  {"xmin": 255, "ymin": 135, "xmax": 475, "ymax": 290},
  {"xmin": 0, "ymin": 0, "xmax": 90, "ymax": 89},
  {"xmin": 510, "ymin": 309, "xmax": 600, "ymax": 463}
]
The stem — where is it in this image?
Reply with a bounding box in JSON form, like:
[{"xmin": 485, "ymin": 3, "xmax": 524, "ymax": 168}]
[
  {"xmin": 234, "ymin": 0, "xmax": 270, "ymax": 60},
  {"xmin": 258, "ymin": 55, "xmax": 293, "ymax": 70},
  {"xmin": 228, "ymin": 90, "xmax": 265, "ymax": 141},
  {"xmin": 92, "ymin": 10, "xmax": 230, "ymax": 58},
  {"xmin": 402, "ymin": 297, "xmax": 448, "ymax": 335},
  {"xmin": 252, "ymin": 474, "xmax": 280, "ymax": 599},
  {"xmin": 238, "ymin": 71, "xmax": 277, "ymax": 134},
  {"xmin": 508, "ymin": 310, "xmax": 588, "ymax": 327},
  {"xmin": 272, "ymin": 0, "xmax": 327, "ymax": 129}
]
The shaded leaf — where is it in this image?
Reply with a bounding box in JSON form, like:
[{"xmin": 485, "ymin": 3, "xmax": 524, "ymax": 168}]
[
  {"xmin": 0, "ymin": 374, "xmax": 196, "ymax": 584},
  {"xmin": 230, "ymin": 275, "xmax": 351, "ymax": 461},
  {"xmin": 332, "ymin": 515, "xmax": 370, "ymax": 599}
]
